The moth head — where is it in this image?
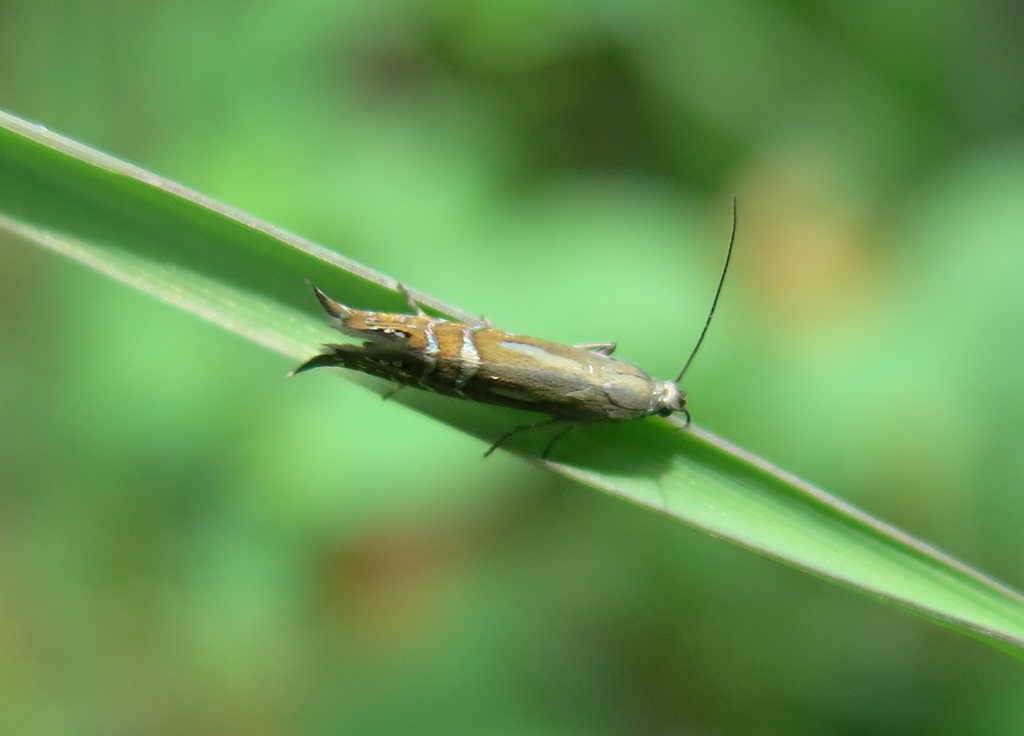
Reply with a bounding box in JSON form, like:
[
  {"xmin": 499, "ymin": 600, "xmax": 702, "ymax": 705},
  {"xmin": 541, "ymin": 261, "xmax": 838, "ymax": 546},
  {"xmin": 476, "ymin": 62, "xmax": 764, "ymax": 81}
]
[{"xmin": 653, "ymin": 380, "xmax": 687, "ymax": 417}]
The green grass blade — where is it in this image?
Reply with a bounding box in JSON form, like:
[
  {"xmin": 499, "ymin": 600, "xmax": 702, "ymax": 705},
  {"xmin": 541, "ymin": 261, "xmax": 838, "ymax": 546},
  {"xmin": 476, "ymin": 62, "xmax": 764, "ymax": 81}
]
[{"xmin": 3, "ymin": 109, "xmax": 1023, "ymax": 657}]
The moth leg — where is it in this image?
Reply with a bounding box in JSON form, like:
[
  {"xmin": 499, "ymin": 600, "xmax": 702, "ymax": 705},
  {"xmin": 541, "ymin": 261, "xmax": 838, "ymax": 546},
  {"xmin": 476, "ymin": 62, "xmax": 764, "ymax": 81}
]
[
  {"xmin": 484, "ymin": 418, "xmax": 575, "ymax": 459},
  {"xmin": 540, "ymin": 424, "xmax": 577, "ymax": 459},
  {"xmin": 575, "ymin": 342, "xmax": 616, "ymax": 356},
  {"xmin": 382, "ymin": 384, "xmax": 406, "ymax": 401},
  {"xmin": 484, "ymin": 418, "xmax": 559, "ymax": 458},
  {"xmin": 396, "ymin": 284, "xmax": 426, "ymax": 315},
  {"xmin": 398, "ymin": 283, "xmax": 491, "ymax": 326}
]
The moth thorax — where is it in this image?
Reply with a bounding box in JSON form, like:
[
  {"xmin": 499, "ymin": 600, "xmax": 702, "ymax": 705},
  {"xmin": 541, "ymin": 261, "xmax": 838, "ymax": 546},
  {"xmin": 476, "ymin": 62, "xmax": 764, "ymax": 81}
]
[{"xmin": 653, "ymin": 380, "xmax": 686, "ymax": 417}]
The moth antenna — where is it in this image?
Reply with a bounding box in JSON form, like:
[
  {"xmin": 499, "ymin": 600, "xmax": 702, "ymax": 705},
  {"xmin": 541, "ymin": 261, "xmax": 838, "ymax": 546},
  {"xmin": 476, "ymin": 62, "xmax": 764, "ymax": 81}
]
[{"xmin": 674, "ymin": 197, "xmax": 737, "ymax": 385}]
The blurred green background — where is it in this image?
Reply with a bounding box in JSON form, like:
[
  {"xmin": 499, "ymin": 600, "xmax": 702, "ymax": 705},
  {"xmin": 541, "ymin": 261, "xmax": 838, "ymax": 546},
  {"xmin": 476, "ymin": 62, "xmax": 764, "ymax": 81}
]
[{"xmin": 2, "ymin": 0, "xmax": 1024, "ymax": 733}]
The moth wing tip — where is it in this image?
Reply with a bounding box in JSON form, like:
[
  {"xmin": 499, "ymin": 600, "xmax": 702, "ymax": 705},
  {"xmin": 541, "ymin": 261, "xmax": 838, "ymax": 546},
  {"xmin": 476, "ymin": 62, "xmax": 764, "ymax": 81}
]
[
  {"xmin": 306, "ymin": 282, "xmax": 350, "ymax": 318},
  {"xmin": 290, "ymin": 347, "xmax": 341, "ymax": 376}
]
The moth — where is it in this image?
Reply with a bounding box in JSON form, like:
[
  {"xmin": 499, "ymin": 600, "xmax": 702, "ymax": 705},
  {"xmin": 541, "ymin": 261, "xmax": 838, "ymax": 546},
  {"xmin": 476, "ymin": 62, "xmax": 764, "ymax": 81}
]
[{"xmin": 294, "ymin": 201, "xmax": 736, "ymax": 458}]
